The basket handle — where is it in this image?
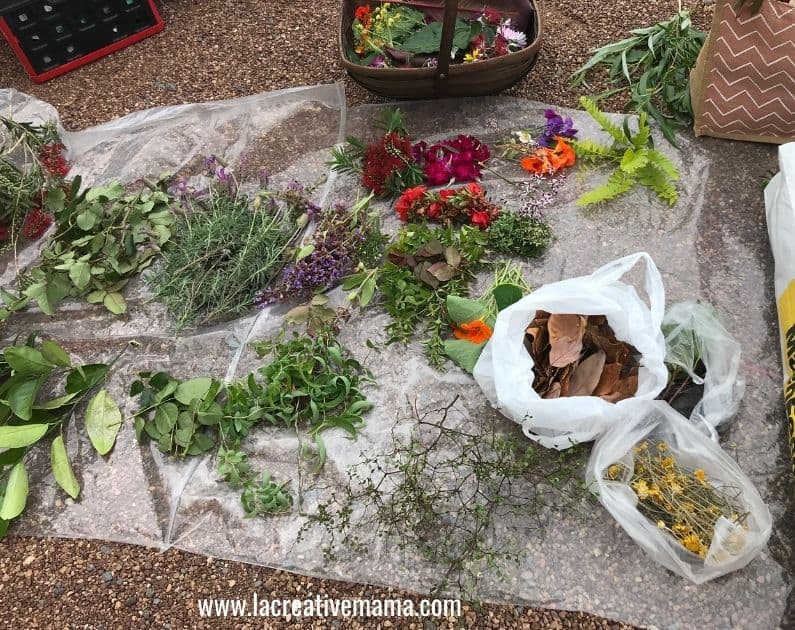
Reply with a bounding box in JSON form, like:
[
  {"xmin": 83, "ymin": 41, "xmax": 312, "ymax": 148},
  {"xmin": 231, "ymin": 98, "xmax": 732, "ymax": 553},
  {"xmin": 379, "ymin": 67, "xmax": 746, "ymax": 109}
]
[{"xmin": 433, "ymin": 0, "xmax": 460, "ymax": 94}]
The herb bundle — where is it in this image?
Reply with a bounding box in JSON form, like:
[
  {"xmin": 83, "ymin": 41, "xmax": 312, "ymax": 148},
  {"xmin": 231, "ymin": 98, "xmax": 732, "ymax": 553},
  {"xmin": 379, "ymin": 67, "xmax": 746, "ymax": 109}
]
[
  {"xmin": 19, "ymin": 178, "xmax": 175, "ymax": 316},
  {"xmin": 150, "ymin": 179, "xmax": 311, "ymax": 330},
  {"xmin": 344, "ymin": 223, "xmax": 487, "ymax": 368},
  {"xmin": 0, "ymin": 334, "xmax": 121, "ymax": 538},
  {"xmin": 254, "ymin": 195, "xmax": 387, "ymax": 307},
  {"xmin": 0, "ymin": 117, "xmax": 69, "ymax": 246},
  {"xmin": 570, "ymin": 10, "xmax": 706, "ymax": 146}
]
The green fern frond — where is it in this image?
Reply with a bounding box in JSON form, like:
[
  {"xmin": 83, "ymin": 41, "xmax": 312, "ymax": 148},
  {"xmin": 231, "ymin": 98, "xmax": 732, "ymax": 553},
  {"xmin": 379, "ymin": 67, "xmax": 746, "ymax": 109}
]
[
  {"xmin": 630, "ymin": 112, "xmax": 651, "ymax": 150},
  {"xmin": 576, "ymin": 171, "xmax": 635, "ymax": 206},
  {"xmin": 570, "ymin": 138, "xmax": 616, "ymax": 162},
  {"xmin": 580, "ymin": 96, "xmax": 627, "ymax": 144},
  {"xmin": 619, "ymin": 148, "xmax": 649, "ymax": 174},
  {"xmin": 646, "ymin": 149, "xmax": 680, "ymax": 181},
  {"xmin": 637, "ymin": 163, "xmax": 679, "ymax": 205}
]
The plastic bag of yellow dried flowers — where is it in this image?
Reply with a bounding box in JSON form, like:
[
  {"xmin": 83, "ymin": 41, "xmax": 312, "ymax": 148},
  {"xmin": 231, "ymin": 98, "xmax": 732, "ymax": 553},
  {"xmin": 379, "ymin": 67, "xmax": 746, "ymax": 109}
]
[{"xmin": 586, "ymin": 400, "xmax": 771, "ymax": 583}]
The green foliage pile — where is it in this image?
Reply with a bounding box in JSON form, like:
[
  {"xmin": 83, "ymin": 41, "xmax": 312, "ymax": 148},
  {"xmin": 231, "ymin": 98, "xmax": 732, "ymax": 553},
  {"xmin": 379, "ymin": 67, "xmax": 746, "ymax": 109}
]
[{"xmin": 572, "ymin": 97, "xmax": 680, "ymax": 206}]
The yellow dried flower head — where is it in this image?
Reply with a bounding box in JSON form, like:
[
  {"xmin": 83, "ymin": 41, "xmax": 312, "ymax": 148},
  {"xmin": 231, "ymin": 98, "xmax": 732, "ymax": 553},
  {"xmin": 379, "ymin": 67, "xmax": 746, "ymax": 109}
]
[
  {"xmin": 632, "ymin": 479, "xmax": 651, "ymax": 499},
  {"xmin": 657, "ymin": 520, "xmax": 666, "ymax": 529},
  {"xmin": 606, "ymin": 464, "xmax": 623, "ymax": 480},
  {"xmin": 709, "ymin": 505, "xmax": 722, "ymax": 516},
  {"xmin": 657, "ymin": 442, "xmax": 668, "ymax": 452},
  {"xmin": 682, "ymin": 533, "xmax": 703, "ymax": 555},
  {"xmin": 661, "ymin": 456, "xmax": 675, "ymax": 470},
  {"xmin": 670, "ymin": 481, "xmax": 684, "ymax": 495},
  {"xmin": 693, "ymin": 468, "xmax": 708, "ymax": 484},
  {"xmin": 672, "ymin": 523, "xmax": 689, "ymax": 535}
]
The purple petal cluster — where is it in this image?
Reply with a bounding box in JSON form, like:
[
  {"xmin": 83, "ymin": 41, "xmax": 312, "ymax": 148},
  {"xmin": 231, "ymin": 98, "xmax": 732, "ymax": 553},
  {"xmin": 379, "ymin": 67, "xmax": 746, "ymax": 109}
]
[
  {"xmin": 254, "ymin": 205, "xmax": 367, "ymax": 307},
  {"xmin": 537, "ymin": 109, "xmax": 578, "ymax": 147}
]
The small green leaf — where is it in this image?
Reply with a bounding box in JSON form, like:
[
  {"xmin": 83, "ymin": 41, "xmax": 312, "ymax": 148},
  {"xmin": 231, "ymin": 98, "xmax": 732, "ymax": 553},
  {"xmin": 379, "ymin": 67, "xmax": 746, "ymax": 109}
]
[
  {"xmin": 492, "ymin": 284, "xmax": 524, "ymax": 311},
  {"xmin": 103, "ymin": 292, "xmax": 127, "ymax": 315},
  {"xmin": 7, "ymin": 378, "xmax": 45, "ymax": 421},
  {"xmin": 0, "ymin": 462, "xmax": 28, "ymax": 520},
  {"xmin": 65, "ymin": 364, "xmax": 109, "ymax": 394},
  {"xmin": 40, "ymin": 340, "xmax": 72, "ymax": 368},
  {"xmin": 0, "ymin": 424, "xmax": 49, "ymax": 448},
  {"xmin": 443, "ymin": 339, "xmax": 487, "ymax": 373},
  {"xmin": 446, "ymin": 295, "xmax": 486, "ymax": 326},
  {"xmin": 68, "ymin": 261, "xmax": 91, "ymax": 290},
  {"xmin": 296, "ymin": 244, "xmax": 315, "ymax": 260},
  {"xmin": 174, "ymin": 377, "xmax": 213, "ymax": 406},
  {"xmin": 33, "ymin": 392, "xmax": 78, "ymax": 410},
  {"xmin": 4, "ymin": 347, "xmax": 56, "ymax": 375},
  {"xmin": 50, "ymin": 435, "xmax": 80, "ymax": 499},
  {"xmin": 76, "ymin": 212, "xmax": 96, "ymax": 231},
  {"xmin": 84, "ymin": 389, "xmax": 122, "ymax": 456},
  {"xmin": 86, "ymin": 290, "xmax": 107, "ymax": 304}
]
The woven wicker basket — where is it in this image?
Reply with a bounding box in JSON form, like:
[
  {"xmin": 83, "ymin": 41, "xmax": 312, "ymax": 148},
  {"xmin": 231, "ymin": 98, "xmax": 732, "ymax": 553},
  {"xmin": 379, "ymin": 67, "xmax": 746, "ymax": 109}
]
[{"xmin": 340, "ymin": 0, "xmax": 542, "ymax": 99}]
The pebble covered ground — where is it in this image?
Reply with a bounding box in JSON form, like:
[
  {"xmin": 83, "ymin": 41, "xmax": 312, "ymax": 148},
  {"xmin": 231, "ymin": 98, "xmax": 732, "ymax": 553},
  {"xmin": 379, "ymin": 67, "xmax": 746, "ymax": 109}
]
[{"xmin": 0, "ymin": 0, "xmax": 722, "ymax": 628}]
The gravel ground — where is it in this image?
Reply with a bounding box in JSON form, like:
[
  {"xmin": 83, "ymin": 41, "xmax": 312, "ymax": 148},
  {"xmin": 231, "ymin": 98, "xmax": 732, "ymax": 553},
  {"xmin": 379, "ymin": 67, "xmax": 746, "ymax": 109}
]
[
  {"xmin": 0, "ymin": 1, "xmax": 714, "ymax": 628},
  {"xmin": 0, "ymin": 0, "xmax": 711, "ymax": 129}
]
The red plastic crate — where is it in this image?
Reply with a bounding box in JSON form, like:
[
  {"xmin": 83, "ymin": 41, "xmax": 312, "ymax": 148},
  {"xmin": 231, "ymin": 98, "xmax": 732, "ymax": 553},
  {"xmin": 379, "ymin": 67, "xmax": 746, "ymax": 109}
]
[{"xmin": 0, "ymin": 0, "xmax": 164, "ymax": 83}]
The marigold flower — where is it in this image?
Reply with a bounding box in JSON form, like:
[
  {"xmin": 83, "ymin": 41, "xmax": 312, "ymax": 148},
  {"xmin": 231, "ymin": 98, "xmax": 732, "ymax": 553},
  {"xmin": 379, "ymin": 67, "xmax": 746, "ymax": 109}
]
[{"xmin": 453, "ymin": 319, "xmax": 493, "ymax": 344}]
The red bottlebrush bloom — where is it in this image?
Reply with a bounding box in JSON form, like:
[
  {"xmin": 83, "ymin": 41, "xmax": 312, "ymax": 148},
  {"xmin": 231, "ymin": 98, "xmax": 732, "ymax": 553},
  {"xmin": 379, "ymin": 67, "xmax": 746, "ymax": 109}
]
[
  {"xmin": 470, "ymin": 209, "xmax": 494, "ymax": 229},
  {"xmin": 361, "ymin": 132, "xmax": 414, "ymax": 196},
  {"xmin": 21, "ymin": 208, "xmax": 54, "ymax": 240},
  {"xmin": 38, "ymin": 143, "xmax": 69, "ymax": 178}
]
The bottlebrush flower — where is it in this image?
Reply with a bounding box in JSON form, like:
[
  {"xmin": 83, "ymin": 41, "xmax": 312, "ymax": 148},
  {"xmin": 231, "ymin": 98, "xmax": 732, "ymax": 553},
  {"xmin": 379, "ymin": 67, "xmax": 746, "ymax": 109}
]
[
  {"xmin": 20, "ymin": 207, "xmax": 54, "ymax": 240},
  {"xmin": 38, "ymin": 143, "xmax": 69, "ymax": 178},
  {"xmin": 361, "ymin": 132, "xmax": 415, "ymax": 196}
]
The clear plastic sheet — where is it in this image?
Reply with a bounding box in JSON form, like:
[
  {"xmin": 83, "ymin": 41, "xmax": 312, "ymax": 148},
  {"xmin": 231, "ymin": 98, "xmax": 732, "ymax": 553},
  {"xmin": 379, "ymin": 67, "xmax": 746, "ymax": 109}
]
[{"xmin": 0, "ymin": 88, "xmax": 792, "ymax": 629}]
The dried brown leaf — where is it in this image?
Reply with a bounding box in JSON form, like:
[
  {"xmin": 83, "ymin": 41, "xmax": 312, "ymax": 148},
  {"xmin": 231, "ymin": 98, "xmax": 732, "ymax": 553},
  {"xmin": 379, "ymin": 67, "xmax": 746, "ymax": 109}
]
[
  {"xmin": 568, "ymin": 350, "xmax": 606, "ymax": 396},
  {"xmin": 543, "ymin": 382, "xmax": 562, "ymax": 399},
  {"xmin": 593, "ymin": 362, "xmax": 622, "ymax": 397},
  {"xmin": 548, "ymin": 314, "xmax": 586, "ymax": 368}
]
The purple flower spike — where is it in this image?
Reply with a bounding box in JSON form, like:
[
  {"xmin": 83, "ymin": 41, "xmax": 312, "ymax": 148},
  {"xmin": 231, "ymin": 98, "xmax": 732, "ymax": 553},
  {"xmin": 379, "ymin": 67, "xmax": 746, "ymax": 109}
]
[{"xmin": 537, "ymin": 109, "xmax": 578, "ymax": 147}]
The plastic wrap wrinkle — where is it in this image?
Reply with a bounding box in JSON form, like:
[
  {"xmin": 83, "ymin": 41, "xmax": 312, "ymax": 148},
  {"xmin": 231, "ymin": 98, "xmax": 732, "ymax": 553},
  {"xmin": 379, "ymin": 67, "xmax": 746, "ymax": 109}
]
[{"xmin": 0, "ymin": 89, "xmax": 791, "ymax": 629}]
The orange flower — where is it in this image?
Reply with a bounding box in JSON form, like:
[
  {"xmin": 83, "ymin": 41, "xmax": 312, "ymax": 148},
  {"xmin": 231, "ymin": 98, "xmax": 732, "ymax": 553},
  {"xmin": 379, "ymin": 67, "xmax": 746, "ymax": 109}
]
[
  {"xmin": 453, "ymin": 319, "xmax": 493, "ymax": 344},
  {"xmin": 355, "ymin": 5, "xmax": 372, "ymax": 26},
  {"xmin": 520, "ymin": 137, "xmax": 576, "ymax": 176}
]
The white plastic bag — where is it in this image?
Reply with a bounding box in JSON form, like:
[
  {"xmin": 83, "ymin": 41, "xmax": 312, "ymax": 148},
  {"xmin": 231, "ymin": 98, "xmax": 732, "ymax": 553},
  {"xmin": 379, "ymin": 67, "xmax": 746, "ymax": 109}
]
[
  {"xmin": 662, "ymin": 300, "xmax": 744, "ymax": 437},
  {"xmin": 586, "ymin": 400, "xmax": 772, "ymax": 584},
  {"xmin": 473, "ymin": 252, "xmax": 668, "ymax": 449},
  {"xmin": 764, "ymin": 142, "xmax": 795, "ymax": 466}
]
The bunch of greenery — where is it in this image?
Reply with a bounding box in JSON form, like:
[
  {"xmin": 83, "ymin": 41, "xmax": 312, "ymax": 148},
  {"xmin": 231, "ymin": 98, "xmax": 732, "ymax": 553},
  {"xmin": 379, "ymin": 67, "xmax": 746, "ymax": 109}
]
[
  {"xmin": 0, "ymin": 334, "xmax": 121, "ymax": 537},
  {"xmin": 0, "ymin": 117, "xmax": 65, "ymax": 233},
  {"xmin": 570, "ymin": 9, "xmax": 706, "ymax": 147},
  {"xmin": 485, "ymin": 211, "xmax": 552, "ymax": 258},
  {"xmin": 150, "ymin": 181, "xmax": 309, "ymax": 331},
  {"xmin": 18, "ymin": 178, "xmax": 175, "ymax": 316},
  {"xmin": 298, "ymin": 397, "xmax": 589, "ymax": 599},
  {"xmin": 131, "ymin": 331, "xmax": 373, "ymax": 516},
  {"xmin": 572, "ymin": 96, "xmax": 680, "ymax": 206},
  {"xmin": 343, "ymin": 223, "xmax": 487, "ymax": 368}
]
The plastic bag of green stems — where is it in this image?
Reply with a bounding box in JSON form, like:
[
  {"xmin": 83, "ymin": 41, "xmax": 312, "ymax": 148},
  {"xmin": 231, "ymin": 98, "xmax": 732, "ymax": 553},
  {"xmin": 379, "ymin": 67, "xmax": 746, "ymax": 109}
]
[{"xmin": 586, "ymin": 400, "xmax": 771, "ymax": 584}]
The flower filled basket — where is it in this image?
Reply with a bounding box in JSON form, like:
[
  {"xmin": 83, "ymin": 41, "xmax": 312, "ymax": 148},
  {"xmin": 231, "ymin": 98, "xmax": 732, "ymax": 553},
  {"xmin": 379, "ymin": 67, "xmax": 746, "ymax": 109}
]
[{"xmin": 339, "ymin": 0, "xmax": 542, "ymax": 99}]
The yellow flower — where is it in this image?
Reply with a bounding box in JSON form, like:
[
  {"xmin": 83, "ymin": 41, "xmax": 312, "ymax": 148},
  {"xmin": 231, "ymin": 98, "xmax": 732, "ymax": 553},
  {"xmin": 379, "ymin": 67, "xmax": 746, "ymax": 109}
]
[
  {"xmin": 669, "ymin": 481, "xmax": 683, "ymax": 495},
  {"xmin": 672, "ymin": 523, "xmax": 690, "ymax": 535},
  {"xmin": 632, "ymin": 479, "xmax": 650, "ymax": 499},
  {"xmin": 606, "ymin": 464, "xmax": 623, "ymax": 480},
  {"xmin": 661, "ymin": 456, "xmax": 675, "ymax": 470},
  {"xmin": 682, "ymin": 533, "xmax": 704, "ymax": 556},
  {"xmin": 647, "ymin": 484, "xmax": 662, "ymax": 499},
  {"xmin": 657, "ymin": 520, "xmax": 666, "ymax": 529},
  {"xmin": 657, "ymin": 442, "xmax": 668, "ymax": 452},
  {"xmin": 694, "ymin": 468, "xmax": 708, "ymax": 485},
  {"xmin": 464, "ymin": 49, "xmax": 481, "ymax": 63}
]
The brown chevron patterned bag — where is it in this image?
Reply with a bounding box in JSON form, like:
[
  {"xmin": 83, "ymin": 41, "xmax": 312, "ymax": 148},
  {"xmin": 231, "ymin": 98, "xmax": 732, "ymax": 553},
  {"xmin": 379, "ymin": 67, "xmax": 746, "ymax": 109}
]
[{"xmin": 691, "ymin": 0, "xmax": 795, "ymax": 143}]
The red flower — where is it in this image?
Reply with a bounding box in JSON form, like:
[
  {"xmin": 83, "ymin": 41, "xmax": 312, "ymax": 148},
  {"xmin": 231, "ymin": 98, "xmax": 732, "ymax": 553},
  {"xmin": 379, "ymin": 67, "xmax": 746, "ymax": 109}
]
[
  {"xmin": 354, "ymin": 5, "xmax": 371, "ymax": 26},
  {"xmin": 439, "ymin": 188, "xmax": 456, "ymax": 201},
  {"xmin": 427, "ymin": 202, "xmax": 443, "ymax": 219},
  {"xmin": 38, "ymin": 143, "xmax": 69, "ymax": 178},
  {"xmin": 21, "ymin": 208, "xmax": 54, "ymax": 240},
  {"xmin": 482, "ymin": 8, "xmax": 502, "ymax": 24},
  {"xmin": 470, "ymin": 210, "xmax": 493, "ymax": 230},
  {"xmin": 361, "ymin": 132, "xmax": 414, "ymax": 196},
  {"xmin": 465, "ymin": 182, "xmax": 484, "ymax": 197},
  {"xmin": 395, "ymin": 185, "xmax": 428, "ymax": 222}
]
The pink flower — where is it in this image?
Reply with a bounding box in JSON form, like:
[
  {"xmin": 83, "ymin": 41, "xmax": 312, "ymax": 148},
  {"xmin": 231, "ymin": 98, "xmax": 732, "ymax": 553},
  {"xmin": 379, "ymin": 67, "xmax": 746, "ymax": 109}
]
[{"xmin": 424, "ymin": 160, "xmax": 452, "ymax": 186}]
